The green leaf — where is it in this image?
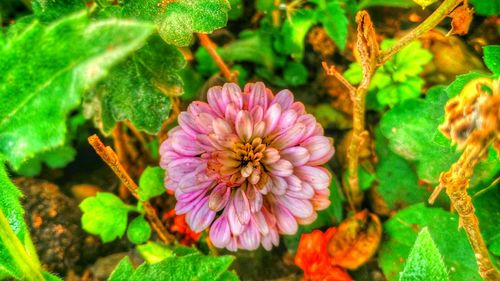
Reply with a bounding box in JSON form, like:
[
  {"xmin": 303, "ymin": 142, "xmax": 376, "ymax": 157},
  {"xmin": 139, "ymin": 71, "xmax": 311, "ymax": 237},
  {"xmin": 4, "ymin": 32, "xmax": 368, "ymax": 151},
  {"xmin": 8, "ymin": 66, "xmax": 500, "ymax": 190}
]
[
  {"xmin": 283, "ymin": 62, "xmax": 308, "ymax": 86},
  {"xmin": 0, "ymin": 163, "xmax": 28, "ymax": 279},
  {"xmin": 127, "ymin": 216, "xmax": 152, "ymax": 245},
  {"xmin": 123, "ymin": 0, "xmax": 230, "ymax": 46},
  {"xmin": 400, "ymin": 227, "xmax": 449, "ymax": 281},
  {"xmin": 473, "ymin": 184, "xmax": 500, "ymax": 262},
  {"xmin": 281, "ymin": 9, "xmax": 317, "ymax": 60},
  {"xmin": 130, "ymin": 253, "xmax": 235, "ymax": 281},
  {"xmin": 379, "ymin": 204, "xmax": 481, "ymax": 281},
  {"xmin": 85, "ymin": 35, "xmax": 185, "ymax": 134},
  {"xmin": 80, "ymin": 192, "xmax": 136, "ymax": 243},
  {"xmin": 43, "ymin": 272, "xmax": 64, "ymax": 281},
  {"xmin": 32, "ymin": 0, "xmax": 86, "ymax": 22},
  {"xmin": 0, "ymin": 12, "xmax": 155, "ymax": 170},
  {"xmin": 374, "ymin": 128, "xmax": 429, "ymax": 210},
  {"xmin": 483, "ymin": 45, "xmax": 500, "ymax": 75},
  {"xmin": 469, "ymin": 0, "xmax": 500, "ymax": 16},
  {"xmin": 137, "ymin": 241, "xmax": 174, "ymax": 264},
  {"xmin": 108, "ymin": 257, "xmax": 134, "ymax": 281},
  {"xmin": 138, "ymin": 166, "xmax": 166, "ymax": 201},
  {"xmin": 15, "ymin": 145, "xmax": 76, "ymax": 176},
  {"xmin": 318, "ymin": 1, "xmax": 348, "ymax": 51},
  {"xmin": 221, "ymin": 30, "xmax": 276, "ymax": 70}
]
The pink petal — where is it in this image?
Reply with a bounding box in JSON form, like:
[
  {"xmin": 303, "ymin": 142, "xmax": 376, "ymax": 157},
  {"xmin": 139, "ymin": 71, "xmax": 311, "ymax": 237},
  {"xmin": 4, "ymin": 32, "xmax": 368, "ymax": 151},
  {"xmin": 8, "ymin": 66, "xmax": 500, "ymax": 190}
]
[
  {"xmin": 277, "ymin": 109, "xmax": 298, "ymax": 132},
  {"xmin": 271, "ymin": 123, "xmax": 306, "ymax": 149},
  {"xmin": 295, "ymin": 166, "xmax": 331, "ymax": 190},
  {"xmin": 212, "ymin": 118, "xmax": 233, "ymax": 136},
  {"xmin": 247, "ymin": 82, "xmax": 269, "ymax": 110},
  {"xmin": 286, "ymin": 182, "xmax": 315, "ymax": 199},
  {"xmin": 222, "ymin": 83, "xmax": 243, "ymax": 109},
  {"xmin": 301, "ymin": 136, "xmax": 335, "ymax": 165},
  {"xmin": 246, "ymin": 185, "xmax": 263, "ymax": 212},
  {"xmin": 171, "ymin": 130, "xmax": 204, "ymax": 156},
  {"xmin": 252, "ymin": 121, "xmax": 266, "ymax": 138},
  {"xmin": 187, "ymin": 101, "xmax": 213, "ymax": 116},
  {"xmin": 273, "ymin": 204, "xmax": 298, "ymax": 235},
  {"xmin": 228, "ymin": 200, "xmax": 244, "ymax": 235},
  {"xmin": 297, "ymin": 114, "xmax": 318, "ymax": 142},
  {"xmin": 280, "ymin": 146, "xmax": 310, "ymax": 166},
  {"xmin": 272, "ymin": 89, "xmax": 294, "ymax": 110},
  {"xmin": 251, "ymin": 106, "xmax": 264, "ymax": 123},
  {"xmin": 291, "ymin": 101, "xmax": 306, "ymax": 115},
  {"xmin": 233, "ymin": 189, "xmax": 251, "ymax": 225},
  {"xmin": 277, "ymin": 195, "xmax": 313, "ymax": 219},
  {"xmin": 167, "ymin": 158, "xmax": 204, "ymax": 181},
  {"xmin": 185, "ymin": 197, "xmax": 216, "ymax": 232},
  {"xmin": 209, "ymin": 215, "xmax": 231, "ymax": 248},
  {"xmin": 297, "ymin": 211, "xmax": 317, "ymax": 225},
  {"xmin": 269, "ymin": 175, "xmax": 287, "ymax": 195},
  {"xmin": 208, "ymin": 184, "xmax": 231, "ymax": 212},
  {"xmin": 262, "ymin": 147, "xmax": 280, "ymax": 165},
  {"xmin": 264, "ymin": 103, "xmax": 281, "ymax": 135},
  {"xmin": 224, "ymin": 103, "xmax": 239, "ymax": 125},
  {"xmin": 235, "ymin": 110, "xmax": 253, "ymax": 142},
  {"xmin": 254, "ymin": 211, "xmax": 269, "ymax": 235},
  {"xmin": 267, "ymin": 159, "xmax": 293, "ymax": 177},
  {"xmin": 238, "ymin": 221, "xmax": 260, "ymax": 250},
  {"xmin": 207, "ymin": 86, "xmax": 224, "ymax": 117}
]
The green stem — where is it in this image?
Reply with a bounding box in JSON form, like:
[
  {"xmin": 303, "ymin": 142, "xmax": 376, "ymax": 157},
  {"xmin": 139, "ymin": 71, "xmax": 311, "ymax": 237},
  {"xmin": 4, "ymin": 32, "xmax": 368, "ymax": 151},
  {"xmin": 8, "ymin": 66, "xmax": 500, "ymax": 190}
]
[
  {"xmin": 0, "ymin": 209, "xmax": 44, "ymax": 281},
  {"xmin": 377, "ymin": 0, "xmax": 462, "ymax": 65}
]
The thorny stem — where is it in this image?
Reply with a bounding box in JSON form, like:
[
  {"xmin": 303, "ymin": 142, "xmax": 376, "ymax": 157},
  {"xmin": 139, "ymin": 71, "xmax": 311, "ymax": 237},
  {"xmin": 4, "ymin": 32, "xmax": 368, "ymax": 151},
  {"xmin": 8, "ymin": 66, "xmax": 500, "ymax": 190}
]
[
  {"xmin": 197, "ymin": 33, "xmax": 236, "ymax": 82},
  {"xmin": 377, "ymin": 0, "xmax": 463, "ymax": 65},
  {"xmin": 437, "ymin": 144, "xmax": 500, "ymax": 281},
  {"xmin": 0, "ymin": 209, "xmax": 45, "ymax": 281},
  {"xmin": 88, "ymin": 134, "xmax": 175, "ymax": 244},
  {"xmin": 325, "ymin": 0, "xmax": 463, "ymax": 209}
]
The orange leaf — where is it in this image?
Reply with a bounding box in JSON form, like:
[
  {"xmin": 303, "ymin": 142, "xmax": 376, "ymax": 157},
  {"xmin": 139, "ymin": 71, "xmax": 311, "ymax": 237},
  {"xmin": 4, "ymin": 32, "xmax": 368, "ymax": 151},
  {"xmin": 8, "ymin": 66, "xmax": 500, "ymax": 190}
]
[
  {"xmin": 327, "ymin": 210, "xmax": 382, "ymax": 270},
  {"xmin": 448, "ymin": 5, "xmax": 474, "ymax": 36}
]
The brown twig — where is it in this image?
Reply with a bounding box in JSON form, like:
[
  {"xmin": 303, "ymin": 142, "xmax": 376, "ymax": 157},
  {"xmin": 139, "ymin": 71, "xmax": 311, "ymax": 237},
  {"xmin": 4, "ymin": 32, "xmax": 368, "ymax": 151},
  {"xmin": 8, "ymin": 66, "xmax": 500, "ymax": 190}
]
[
  {"xmin": 322, "ymin": 62, "xmax": 356, "ymax": 96},
  {"xmin": 437, "ymin": 144, "xmax": 500, "ymax": 280},
  {"xmin": 197, "ymin": 33, "xmax": 235, "ymax": 82},
  {"xmin": 88, "ymin": 134, "xmax": 175, "ymax": 244}
]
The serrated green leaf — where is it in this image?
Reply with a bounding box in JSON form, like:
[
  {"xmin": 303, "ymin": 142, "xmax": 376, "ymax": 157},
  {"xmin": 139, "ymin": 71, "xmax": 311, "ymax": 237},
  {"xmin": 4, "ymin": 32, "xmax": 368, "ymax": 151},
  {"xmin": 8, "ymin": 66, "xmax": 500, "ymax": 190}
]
[
  {"xmin": 130, "ymin": 253, "xmax": 235, "ymax": 281},
  {"xmin": 32, "ymin": 0, "xmax": 86, "ymax": 22},
  {"xmin": 138, "ymin": 166, "xmax": 166, "ymax": 201},
  {"xmin": 123, "ymin": 0, "xmax": 230, "ymax": 46},
  {"xmin": 281, "ymin": 9, "xmax": 317, "ymax": 60},
  {"xmin": 0, "ymin": 162, "xmax": 28, "ymax": 279},
  {"xmin": 400, "ymin": 227, "xmax": 449, "ymax": 281},
  {"xmin": 108, "ymin": 256, "xmax": 134, "ymax": 281},
  {"xmin": 80, "ymin": 192, "xmax": 136, "ymax": 243},
  {"xmin": 137, "ymin": 241, "xmax": 174, "ymax": 264},
  {"xmin": 127, "ymin": 216, "xmax": 152, "ymax": 245},
  {"xmin": 483, "ymin": 45, "xmax": 500, "ymax": 75},
  {"xmin": 469, "ymin": 0, "xmax": 500, "ymax": 16},
  {"xmin": 318, "ymin": 1, "xmax": 348, "ymax": 51},
  {"xmin": 0, "ymin": 12, "xmax": 155, "ymax": 170},
  {"xmin": 379, "ymin": 204, "xmax": 481, "ymax": 281},
  {"xmin": 85, "ymin": 35, "xmax": 185, "ymax": 134}
]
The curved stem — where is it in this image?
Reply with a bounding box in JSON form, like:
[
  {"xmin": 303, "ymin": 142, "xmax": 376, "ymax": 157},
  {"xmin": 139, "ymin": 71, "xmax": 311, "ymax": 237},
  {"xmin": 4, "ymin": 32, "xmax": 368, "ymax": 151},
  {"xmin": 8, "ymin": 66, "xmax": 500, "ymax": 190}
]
[
  {"xmin": 377, "ymin": 0, "xmax": 462, "ymax": 65},
  {"xmin": 197, "ymin": 33, "xmax": 235, "ymax": 82},
  {"xmin": 0, "ymin": 209, "xmax": 44, "ymax": 281},
  {"xmin": 88, "ymin": 134, "xmax": 176, "ymax": 244}
]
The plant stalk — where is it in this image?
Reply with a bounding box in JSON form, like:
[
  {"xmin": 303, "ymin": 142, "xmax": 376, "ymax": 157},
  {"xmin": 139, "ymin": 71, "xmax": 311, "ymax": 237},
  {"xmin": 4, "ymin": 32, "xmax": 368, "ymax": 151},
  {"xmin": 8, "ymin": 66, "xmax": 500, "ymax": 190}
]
[
  {"xmin": 197, "ymin": 33, "xmax": 235, "ymax": 82},
  {"xmin": 0, "ymin": 209, "xmax": 44, "ymax": 281}
]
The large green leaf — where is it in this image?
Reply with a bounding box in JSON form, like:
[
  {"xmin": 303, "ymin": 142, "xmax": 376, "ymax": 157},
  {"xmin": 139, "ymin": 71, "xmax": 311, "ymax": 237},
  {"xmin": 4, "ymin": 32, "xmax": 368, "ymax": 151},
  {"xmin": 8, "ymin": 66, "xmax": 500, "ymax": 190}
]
[
  {"xmin": 379, "ymin": 204, "xmax": 481, "ymax": 281},
  {"xmin": 108, "ymin": 251, "xmax": 237, "ymax": 281},
  {"xmin": 400, "ymin": 227, "xmax": 449, "ymax": 281},
  {"xmin": 0, "ymin": 162, "xmax": 28, "ymax": 279},
  {"xmin": 123, "ymin": 0, "xmax": 230, "ymax": 46},
  {"xmin": 483, "ymin": 45, "xmax": 500, "ymax": 75},
  {"xmin": 0, "ymin": 12, "xmax": 155, "ymax": 170},
  {"xmin": 469, "ymin": 0, "xmax": 500, "ymax": 16},
  {"xmin": 281, "ymin": 9, "xmax": 317, "ymax": 60},
  {"xmin": 374, "ymin": 128, "xmax": 429, "ymax": 210},
  {"xmin": 32, "ymin": 0, "xmax": 86, "ymax": 22},
  {"xmin": 84, "ymin": 35, "xmax": 185, "ymax": 134}
]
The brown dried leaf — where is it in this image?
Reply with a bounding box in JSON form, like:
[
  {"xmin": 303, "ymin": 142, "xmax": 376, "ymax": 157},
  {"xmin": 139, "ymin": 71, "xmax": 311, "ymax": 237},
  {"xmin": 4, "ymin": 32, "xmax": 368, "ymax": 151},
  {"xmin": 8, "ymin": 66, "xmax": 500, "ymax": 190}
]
[
  {"xmin": 327, "ymin": 210, "xmax": 382, "ymax": 270},
  {"xmin": 448, "ymin": 5, "xmax": 474, "ymax": 36},
  {"xmin": 355, "ymin": 11, "xmax": 379, "ymax": 88}
]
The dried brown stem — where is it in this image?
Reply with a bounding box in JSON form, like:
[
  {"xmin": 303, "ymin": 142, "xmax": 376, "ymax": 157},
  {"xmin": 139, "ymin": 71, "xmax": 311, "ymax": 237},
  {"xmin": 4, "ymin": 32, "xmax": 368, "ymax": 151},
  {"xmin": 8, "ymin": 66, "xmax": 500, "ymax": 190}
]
[
  {"xmin": 197, "ymin": 33, "xmax": 235, "ymax": 82},
  {"xmin": 88, "ymin": 134, "xmax": 175, "ymax": 244},
  {"xmin": 438, "ymin": 144, "xmax": 500, "ymax": 280},
  {"xmin": 322, "ymin": 62, "xmax": 356, "ymax": 96}
]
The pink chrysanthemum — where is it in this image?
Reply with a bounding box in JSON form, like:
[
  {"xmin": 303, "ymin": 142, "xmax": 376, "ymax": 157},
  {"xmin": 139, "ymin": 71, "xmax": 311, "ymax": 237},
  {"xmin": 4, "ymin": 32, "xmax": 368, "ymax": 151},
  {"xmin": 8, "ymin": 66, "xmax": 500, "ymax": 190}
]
[{"xmin": 160, "ymin": 82, "xmax": 334, "ymax": 251}]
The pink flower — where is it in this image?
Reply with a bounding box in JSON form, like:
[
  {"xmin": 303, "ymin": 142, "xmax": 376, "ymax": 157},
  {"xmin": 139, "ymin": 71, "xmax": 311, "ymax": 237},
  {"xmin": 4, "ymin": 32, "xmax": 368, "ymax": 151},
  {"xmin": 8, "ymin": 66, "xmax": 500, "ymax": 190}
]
[{"xmin": 160, "ymin": 82, "xmax": 334, "ymax": 251}]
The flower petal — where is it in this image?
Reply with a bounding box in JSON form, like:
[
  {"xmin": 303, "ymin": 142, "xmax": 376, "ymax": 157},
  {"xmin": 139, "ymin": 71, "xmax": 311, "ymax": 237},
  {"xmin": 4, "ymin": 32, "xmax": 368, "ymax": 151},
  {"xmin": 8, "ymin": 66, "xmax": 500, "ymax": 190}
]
[
  {"xmin": 208, "ymin": 184, "xmax": 231, "ymax": 212},
  {"xmin": 272, "ymin": 89, "xmax": 294, "ymax": 110},
  {"xmin": 233, "ymin": 188, "xmax": 251, "ymax": 225},
  {"xmin": 209, "ymin": 215, "xmax": 231, "ymax": 248},
  {"xmin": 267, "ymin": 159, "xmax": 293, "ymax": 177},
  {"xmin": 295, "ymin": 166, "xmax": 331, "ymax": 190},
  {"xmin": 301, "ymin": 136, "xmax": 335, "ymax": 165},
  {"xmin": 235, "ymin": 110, "xmax": 253, "ymax": 142},
  {"xmin": 264, "ymin": 103, "xmax": 281, "ymax": 135},
  {"xmin": 280, "ymin": 146, "xmax": 310, "ymax": 166},
  {"xmin": 273, "ymin": 204, "xmax": 298, "ymax": 235},
  {"xmin": 185, "ymin": 197, "xmax": 216, "ymax": 232}
]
